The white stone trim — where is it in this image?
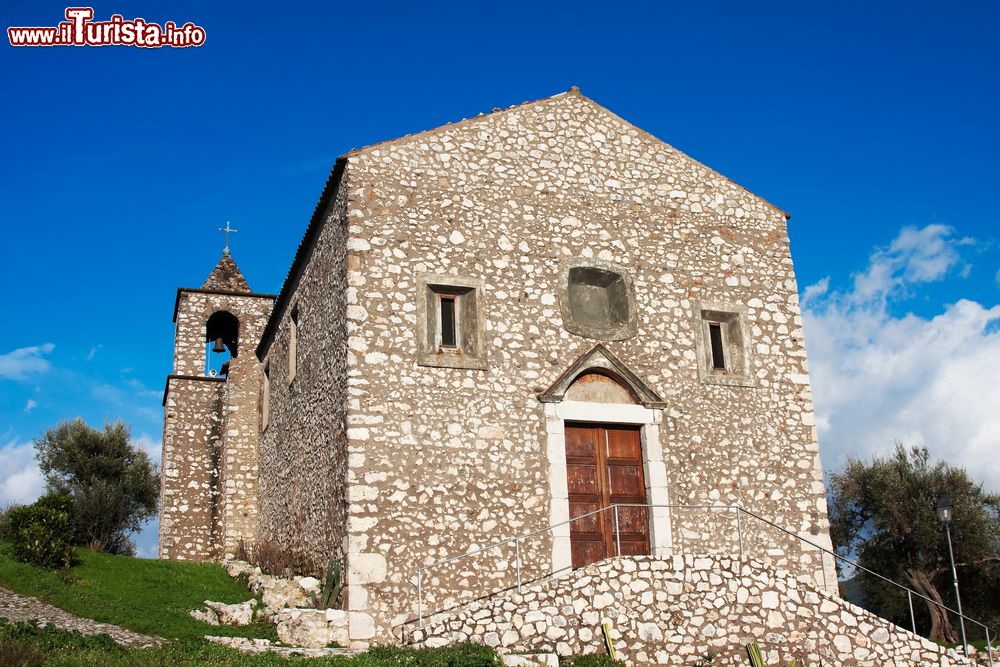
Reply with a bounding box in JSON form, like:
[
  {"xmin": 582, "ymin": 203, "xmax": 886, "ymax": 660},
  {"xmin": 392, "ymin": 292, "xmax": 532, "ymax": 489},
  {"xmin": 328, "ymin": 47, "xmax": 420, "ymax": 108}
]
[
  {"xmin": 555, "ymin": 400, "xmax": 658, "ymax": 425},
  {"xmin": 544, "ymin": 400, "xmax": 671, "ymax": 577}
]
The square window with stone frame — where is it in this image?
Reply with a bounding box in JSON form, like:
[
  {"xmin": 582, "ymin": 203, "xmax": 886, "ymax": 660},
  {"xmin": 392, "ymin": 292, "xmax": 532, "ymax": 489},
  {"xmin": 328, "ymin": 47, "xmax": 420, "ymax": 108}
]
[
  {"xmin": 415, "ymin": 274, "xmax": 486, "ymax": 370},
  {"xmin": 694, "ymin": 304, "xmax": 753, "ymax": 387}
]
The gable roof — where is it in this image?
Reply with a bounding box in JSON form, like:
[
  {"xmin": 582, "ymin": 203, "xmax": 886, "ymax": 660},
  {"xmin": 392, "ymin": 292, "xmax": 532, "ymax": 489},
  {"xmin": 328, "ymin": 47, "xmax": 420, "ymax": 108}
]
[
  {"xmin": 342, "ymin": 88, "xmax": 580, "ymax": 158},
  {"xmin": 256, "ymin": 88, "xmax": 790, "ymax": 359},
  {"xmin": 343, "ymin": 87, "xmax": 789, "ymax": 220},
  {"xmin": 202, "ymin": 254, "xmax": 252, "ymax": 293}
]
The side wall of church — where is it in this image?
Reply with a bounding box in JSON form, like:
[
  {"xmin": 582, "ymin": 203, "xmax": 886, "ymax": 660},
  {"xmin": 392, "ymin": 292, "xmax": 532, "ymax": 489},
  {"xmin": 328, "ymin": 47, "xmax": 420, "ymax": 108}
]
[
  {"xmin": 160, "ymin": 290, "xmax": 272, "ymax": 561},
  {"xmin": 335, "ymin": 91, "xmax": 832, "ymax": 642},
  {"xmin": 256, "ymin": 172, "xmax": 352, "ymax": 577}
]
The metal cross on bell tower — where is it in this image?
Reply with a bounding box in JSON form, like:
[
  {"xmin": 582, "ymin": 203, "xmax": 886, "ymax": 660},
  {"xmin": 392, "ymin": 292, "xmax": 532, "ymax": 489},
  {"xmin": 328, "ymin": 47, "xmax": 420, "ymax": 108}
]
[{"xmin": 219, "ymin": 221, "xmax": 238, "ymax": 256}]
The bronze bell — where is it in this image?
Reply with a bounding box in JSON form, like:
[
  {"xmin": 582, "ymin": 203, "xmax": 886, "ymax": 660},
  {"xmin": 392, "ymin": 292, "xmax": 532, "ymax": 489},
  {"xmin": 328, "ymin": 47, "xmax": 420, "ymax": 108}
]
[{"xmin": 212, "ymin": 337, "xmax": 226, "ymax": 353}]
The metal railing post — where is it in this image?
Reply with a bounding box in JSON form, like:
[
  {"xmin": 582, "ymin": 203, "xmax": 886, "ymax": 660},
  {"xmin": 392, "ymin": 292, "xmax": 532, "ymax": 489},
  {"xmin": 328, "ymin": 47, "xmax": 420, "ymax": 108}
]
[
  {"xmin": 736, "ymin": 506, "xmax": 744, "ymax": 557},
  {"xmin": 417, "ymin": 570, "xmax": 423, "ymax": 629},
  {"xmin": 613, "ymin": 505, "xmax": 621, "ymax": 557},
  {"xmin": 515, "ymin": 538, "xmax": 522, "ymax": 593},
  {"xmin": 987, "ymin": 627, "xmax": 994, "ymax": 667},
  {"xmin": 907, "ymin": 590, "xmax": 916, "ymax": 634}
]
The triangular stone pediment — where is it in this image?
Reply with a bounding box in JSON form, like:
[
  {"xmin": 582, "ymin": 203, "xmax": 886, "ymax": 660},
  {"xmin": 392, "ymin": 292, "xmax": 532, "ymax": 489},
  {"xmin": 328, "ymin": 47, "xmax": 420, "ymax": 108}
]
[{"xmin": 538, "ymin": 344, "xmax": 665, "ymax": 409}]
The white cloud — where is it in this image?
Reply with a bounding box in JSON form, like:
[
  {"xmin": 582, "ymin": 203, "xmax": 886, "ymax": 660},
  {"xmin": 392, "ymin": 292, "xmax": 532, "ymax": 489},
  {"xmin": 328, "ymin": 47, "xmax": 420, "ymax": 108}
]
[
  {"xmin": 847, "ymin": 224, "xmax": 966, "ymax": 305},
  {"xmin": 134, "ymin": 516, "xmax": 160, "ymax": 559},
  {"xmin": 23, "ymin": 399, "xmax": 37, "ymax": 413},
  {"xmin": 132, "ymin": 433, "xmax": 162, "ymax": 467},
  {"xmin": 0, "ymin": 440, "xmax": 44, "ymax": 507},
  {"xmin": 803, "ymin": 225, "xmax": 1000, "ymax": 491},
  {"xmin": 0, "ymin": 343, "xmax": 55, "ymax": 381}
]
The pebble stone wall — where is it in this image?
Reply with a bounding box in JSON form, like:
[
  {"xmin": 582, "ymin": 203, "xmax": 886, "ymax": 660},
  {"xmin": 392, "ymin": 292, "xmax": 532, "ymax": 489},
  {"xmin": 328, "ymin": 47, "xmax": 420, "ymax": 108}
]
[
  {"xmin": 255, "ymin": 169, "xmax": 352, "ymax": 583},
  {"xmin": 160, "ymin": 374, "xmax": 226, "ymax": 559},
  {"xmin": 218, "ymin": 353, "xmax": 264, "ymax": 559},
  {"xmin": 340, "ymin": 89, "xmax": 831, "ymax": 640},
  {"xmin": 410, "ymin": 555, "xmax": 972, "ymax": 667},
  {"xmin": 159, "ymin": 269, "xmax": 273, "ymax": 560}
]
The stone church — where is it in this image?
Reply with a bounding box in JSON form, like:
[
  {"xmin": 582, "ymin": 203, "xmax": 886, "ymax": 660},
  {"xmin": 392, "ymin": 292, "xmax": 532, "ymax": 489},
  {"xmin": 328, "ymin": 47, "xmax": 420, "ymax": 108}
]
[{"xmin": 160, "ymin": 88, "xmax": 841, "ymax": 651}]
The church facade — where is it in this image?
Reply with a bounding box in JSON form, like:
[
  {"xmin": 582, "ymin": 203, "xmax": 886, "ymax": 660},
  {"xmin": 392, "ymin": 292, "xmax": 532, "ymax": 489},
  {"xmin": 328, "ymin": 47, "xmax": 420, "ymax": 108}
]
[{"xmin": 159, "ymin": 89, "xmax": 834, "ymax": 644}]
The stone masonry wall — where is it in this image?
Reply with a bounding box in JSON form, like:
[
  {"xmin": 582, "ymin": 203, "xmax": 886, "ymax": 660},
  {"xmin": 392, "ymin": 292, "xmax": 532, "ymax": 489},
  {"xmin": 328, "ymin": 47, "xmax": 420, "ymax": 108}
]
[
  {"xmin": 410, "ymin": 555, "xmax": 971, "ymax": 667},
  {"xmin": 171, "ymin": 290, "xmax": 273, "ymax": 379},
  {"xmin": 333, "ymin": 89, "xmax": 833, "ymax": 640},
  {"xmin": 160, "ymin": 289, "xmax": 272, "ymax": 560},
  {"xmin": 256, "ymin": 171, "xmax": 351, "ymax": 582},
  {"xmin": 219, "ymin": 353, "xmax": 263, "ymax": 559},
  {"xmin": 160, "ymin": 376, "xmax": 225, "ymax": 560}
]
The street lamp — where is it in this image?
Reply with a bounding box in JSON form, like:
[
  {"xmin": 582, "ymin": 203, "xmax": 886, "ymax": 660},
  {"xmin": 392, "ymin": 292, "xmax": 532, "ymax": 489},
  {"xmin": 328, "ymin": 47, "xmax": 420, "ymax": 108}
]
[{"xmin": 935, "ymin": 497, "xmax": 968, "ymax": 657}]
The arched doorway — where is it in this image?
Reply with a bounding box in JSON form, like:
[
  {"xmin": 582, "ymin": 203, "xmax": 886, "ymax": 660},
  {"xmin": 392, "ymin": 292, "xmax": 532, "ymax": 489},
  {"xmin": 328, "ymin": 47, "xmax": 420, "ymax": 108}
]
[{"xmin": 539, "ymin": 345, "xmax": 672, "ymax": 573}]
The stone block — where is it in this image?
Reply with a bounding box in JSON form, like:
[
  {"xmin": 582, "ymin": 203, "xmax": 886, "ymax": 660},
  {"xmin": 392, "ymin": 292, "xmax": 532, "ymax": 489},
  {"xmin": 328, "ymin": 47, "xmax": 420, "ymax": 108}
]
[
  {"xmin": 204, "ymin": 600, "xmax": 254, "ymax": 626},
  {"xmin": 348, "ymin": 553, "xmax": 386, "ymax": 584},
  {"xmin": 349, "ymin": 611, "xmax": 376, "ymax": 640}
]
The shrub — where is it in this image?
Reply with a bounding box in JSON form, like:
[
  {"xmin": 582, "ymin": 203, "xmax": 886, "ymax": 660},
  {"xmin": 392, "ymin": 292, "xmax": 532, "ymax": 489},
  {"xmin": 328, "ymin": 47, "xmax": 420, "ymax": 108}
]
[
  {"xmin": 0, "ymin": 635, "xmax": 43, "ymax": 667},
  {"xmin": 34, "ymin": 492, "xmax": 75, "ymax": 516},
  {"xmin": 235, "ymin": 538, "xmax": 310, "ymax": 577},
  {"xmin": 0, "ymin": 502, "xmax": 19, "ymax": 541},
  {"xmin": 5, "ymin": 495, "xmax": 74, "ymax": 569},
  {"xmin": 362, "ymin": 642, "xmax": 501, "ymax": 666}
]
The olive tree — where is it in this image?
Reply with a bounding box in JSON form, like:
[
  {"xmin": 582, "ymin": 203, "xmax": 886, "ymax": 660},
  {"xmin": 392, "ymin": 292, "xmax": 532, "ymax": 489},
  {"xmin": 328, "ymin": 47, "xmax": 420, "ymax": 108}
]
[
  {"xmin": 829, "ymin": 444, "xmax": 1000, "ymax": 643},
  {"xmin": 35, "ymin": 419, "xmax": 159, "ymax": 555}
]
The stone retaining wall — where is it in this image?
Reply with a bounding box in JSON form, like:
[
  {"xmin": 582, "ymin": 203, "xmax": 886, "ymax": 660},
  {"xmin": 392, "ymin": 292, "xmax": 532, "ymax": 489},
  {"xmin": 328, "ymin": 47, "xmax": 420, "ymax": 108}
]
[{"xmin": 409, "ymin": 555, "xmax": 972, "ymax": 666}]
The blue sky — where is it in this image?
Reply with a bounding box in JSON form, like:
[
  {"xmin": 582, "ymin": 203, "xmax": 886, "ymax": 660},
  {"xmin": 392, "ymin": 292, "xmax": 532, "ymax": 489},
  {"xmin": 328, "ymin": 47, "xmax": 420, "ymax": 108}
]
[{"xmin": 2, "ymin": 1, "xmax": 998, "ymax": 557}]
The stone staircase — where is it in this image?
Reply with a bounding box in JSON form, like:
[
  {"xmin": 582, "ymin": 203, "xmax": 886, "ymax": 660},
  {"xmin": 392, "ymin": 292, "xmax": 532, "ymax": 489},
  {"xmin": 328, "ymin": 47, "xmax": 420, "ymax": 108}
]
[{"xmin": 406, "ymin": 554, "xmax": 977, "ymax": 667}]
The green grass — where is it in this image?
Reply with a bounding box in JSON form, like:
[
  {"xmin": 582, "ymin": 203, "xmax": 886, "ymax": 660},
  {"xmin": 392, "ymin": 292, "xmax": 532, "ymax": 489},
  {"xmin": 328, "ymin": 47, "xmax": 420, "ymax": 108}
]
[
  {"xmin": 0, "ymin": 541, "xmax": 275, "ymax": 641},
  {"xmin": 0, "ymin": 622, "xmax": 503, "ymax": 666}
]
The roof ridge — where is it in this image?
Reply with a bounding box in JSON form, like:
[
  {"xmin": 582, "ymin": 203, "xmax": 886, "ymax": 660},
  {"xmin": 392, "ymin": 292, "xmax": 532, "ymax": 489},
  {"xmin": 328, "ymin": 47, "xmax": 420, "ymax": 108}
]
[{"xmin": 341, "ymin": 87, "xmax": 583, "ymax": 158}]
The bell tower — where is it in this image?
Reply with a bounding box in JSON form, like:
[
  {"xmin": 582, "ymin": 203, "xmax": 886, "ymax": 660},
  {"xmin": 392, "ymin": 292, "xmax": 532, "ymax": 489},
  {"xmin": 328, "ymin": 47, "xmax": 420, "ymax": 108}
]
[{"xmin": 159, "ymin": 248, "xmax": 275, "ymax": 561}]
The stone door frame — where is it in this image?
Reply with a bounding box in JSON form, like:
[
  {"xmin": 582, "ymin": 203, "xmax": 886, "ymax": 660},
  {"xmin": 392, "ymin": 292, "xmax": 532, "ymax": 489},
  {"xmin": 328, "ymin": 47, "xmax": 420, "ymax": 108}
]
[{"xmin": 544, "ymin": 400, "xmax": 671, "ymax": 575}]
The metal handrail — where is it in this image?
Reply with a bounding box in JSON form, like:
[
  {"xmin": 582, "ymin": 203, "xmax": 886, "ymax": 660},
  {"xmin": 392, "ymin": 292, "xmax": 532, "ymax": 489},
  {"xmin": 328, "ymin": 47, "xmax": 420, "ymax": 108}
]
[{"xmin": 405, "ymin": 503, "xmax": 996, "ymax": 665}]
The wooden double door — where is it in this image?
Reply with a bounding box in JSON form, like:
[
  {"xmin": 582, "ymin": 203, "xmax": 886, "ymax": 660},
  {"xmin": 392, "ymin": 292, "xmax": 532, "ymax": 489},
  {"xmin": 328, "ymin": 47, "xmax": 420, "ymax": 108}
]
[{"xmin": 565, "ymin": 423, "xmax": 650, "ymax": 569}]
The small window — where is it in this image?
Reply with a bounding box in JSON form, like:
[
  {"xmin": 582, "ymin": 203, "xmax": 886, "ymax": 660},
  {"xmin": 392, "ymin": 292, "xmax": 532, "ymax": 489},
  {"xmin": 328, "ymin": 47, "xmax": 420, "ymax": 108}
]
[
  {"xmin": 416, "ymin": 274, "xmax": 487, "ymax": 370},
  {"xmin": 695, "ymin": 303, "xmax": 752, "ymax": 387},
  {"xmin": 260, "ymin": 361, "xmax": 271, "ymax": 432},
  {"xmin": 438, "ymin": 295, "xmax": 458, "ymax": 348},
  {"xmin": 288, "ymin": 306, "xmax": 299, "ymax": 385},
  {"xmin": 708, "ymin": 322, "xmax": 726, "ymax": 371}
]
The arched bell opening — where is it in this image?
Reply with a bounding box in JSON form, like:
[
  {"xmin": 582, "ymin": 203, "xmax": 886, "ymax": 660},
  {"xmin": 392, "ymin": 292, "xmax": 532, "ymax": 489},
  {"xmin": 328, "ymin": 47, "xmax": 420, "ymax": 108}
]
[{"xmin": 205, "ymin": 310, "xmax": 239, "ymax": 377}]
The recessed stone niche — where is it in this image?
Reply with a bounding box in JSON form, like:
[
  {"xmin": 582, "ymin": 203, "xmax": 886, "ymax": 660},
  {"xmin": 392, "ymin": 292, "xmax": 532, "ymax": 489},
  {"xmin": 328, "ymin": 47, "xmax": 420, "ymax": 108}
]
[
  {"xmin": 558, "ymin": 259, "xmax": 637, "ymax": 340},
  {"xmin": 565, "ymin": 371, "xmax": 636, "ymax": 404}
]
